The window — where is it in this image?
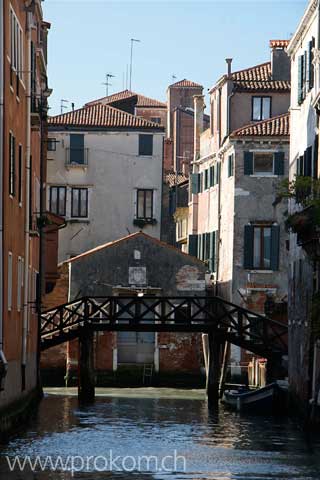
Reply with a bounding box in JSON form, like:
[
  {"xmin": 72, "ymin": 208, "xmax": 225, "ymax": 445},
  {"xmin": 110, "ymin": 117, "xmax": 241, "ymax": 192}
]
[
  {"xmin": 196, "ymin": 231, "xmax": 217, "ymax": 272},
  {"xmin": 69, "ymin": 134, "xmax": 85, "ymax": 164},
  {"xmin": 228, "ymin": 154, "xmax": 234, "ymax": 177},
  {"xmin": 253, "ymin": 226, "xmax": 272, "ymax": 269},
  {"xmin": 9, "ymin": 132, "xmax": 15, "ymax": 196},
  {"xmin": 204, "ymin": 169, "xmax": 209, "ymax": 190},
  {"xmin": 298, "ymin": 38, "xmax": 315, "ymax": 104},
  {"xmin": 244, "ymin": 224, "xmax": 280, "ymax": 271},
  {"xmin": 49, "ymin": 186, "xmax": 66, "ymax": 216},
  {"xmin": 151, "ymin": 117, "xmax": 161, "ymax": 124},
  {"xmin": 9, "ymin": 6, "xmax": 23, "ymax": 81},
  {"xmin": 8, "ymin": 252, "xmax": 13, "ymax": 311},
  {"xmin": 139, "ymin": 135, "xmax": 153, "ymax": 156},
  {"xmin": 254, "ymin": 153, "xmax": 273, "ymax": 175},
  {"xmin": 71, "ymin": 187, "xmax": 88, "ymax": 218},
  {"xmin": 47, "ymin": 138, "xmax": 57, "ymax": 152},
  {"xmin": 244, "ymin": 151, "xmax": 284, "ymax": 176},
  {"xmin": 252, "ymin": 97, "xmax": 271, "ymax": 121},
  {"xmin": 18, "ymin": 144, "xmax": 22, "ymax": 203},
  {"xmin": 137, "ymin": 189, "xmax": 153, "ymax": 219}
]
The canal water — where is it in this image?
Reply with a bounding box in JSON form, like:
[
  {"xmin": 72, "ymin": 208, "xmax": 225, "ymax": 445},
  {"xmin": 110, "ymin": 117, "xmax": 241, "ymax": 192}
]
[{"xmin": 0, "ymin": 388, "xmax": 320, "ymax": 479}]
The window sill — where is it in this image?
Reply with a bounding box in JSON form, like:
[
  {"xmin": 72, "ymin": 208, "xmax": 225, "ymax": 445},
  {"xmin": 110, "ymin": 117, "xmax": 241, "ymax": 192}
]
[
  {"xmin": 246, "ymin": 270, "xmax": 275, "ymax": 274},
  {"xmin": 250, "ymin": 174, "xmax": 278, "ymax": 178},
  {"xmin": 67, "ymin": 218, "xmax": 90, "ymax": 224},
  {"xmin": 133, "ymin": 218, "xmax": 157, "ymax": 228},
  {"xmin": 65, "ymin": 163, "xmax": 88, "ymax": 170}
]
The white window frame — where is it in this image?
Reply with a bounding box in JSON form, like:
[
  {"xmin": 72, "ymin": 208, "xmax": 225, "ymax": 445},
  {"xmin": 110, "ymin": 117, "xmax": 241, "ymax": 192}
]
[
  {"xmin": 9, "ymin": 5, "xmax": 24, "ymax": 81},
  {"xmin": 253, "ymin": 151, "xmax": 275, "ymax": 177}
]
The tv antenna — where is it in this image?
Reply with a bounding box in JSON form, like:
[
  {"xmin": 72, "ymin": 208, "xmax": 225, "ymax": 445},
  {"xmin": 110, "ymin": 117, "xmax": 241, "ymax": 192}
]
[
  {"xmin": 102, "ymin": 73, "xmax": 115, "ymax": 96},
  {"xmin": 60, "ymin": 99, "xmax": 69, "ymax": 115}
]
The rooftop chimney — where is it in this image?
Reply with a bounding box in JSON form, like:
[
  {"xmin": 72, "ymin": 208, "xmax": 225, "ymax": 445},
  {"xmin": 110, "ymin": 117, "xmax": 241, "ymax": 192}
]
[
  {"xmin": 193, "ymin": 95, "xmax": 205, "ymax": 161},
  {"xmin": 226, "ymin": 58, "xmax": 233, "ymax": 76},
  {"xmin": 270, "ymin": 40, "xmax": 290, "ymax": 81}
]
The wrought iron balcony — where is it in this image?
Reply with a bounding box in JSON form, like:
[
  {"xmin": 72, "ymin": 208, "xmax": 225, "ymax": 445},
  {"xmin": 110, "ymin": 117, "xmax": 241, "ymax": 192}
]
[{"xmin": 65, "ymin": 148, "xmax": 89, "ymax": 167}]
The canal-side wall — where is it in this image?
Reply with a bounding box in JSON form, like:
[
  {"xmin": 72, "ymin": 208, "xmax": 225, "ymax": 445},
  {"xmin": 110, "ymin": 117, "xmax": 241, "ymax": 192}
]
[{"xmin": 40, "ymin": 233, "xmax": 207, "ymax": 386}]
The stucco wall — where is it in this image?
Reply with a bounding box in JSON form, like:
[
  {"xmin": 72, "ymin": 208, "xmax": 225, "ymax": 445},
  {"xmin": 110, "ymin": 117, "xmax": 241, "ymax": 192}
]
[{"xmin": 47, "ymin": 129, "xmax": 164, "ymax": 262}]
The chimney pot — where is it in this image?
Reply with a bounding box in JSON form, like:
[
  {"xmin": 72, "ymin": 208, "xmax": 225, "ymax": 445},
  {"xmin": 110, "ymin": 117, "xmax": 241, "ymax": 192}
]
[{"xmin": 226, "ymin": 58, "xmax": 233, "ymax": 76}]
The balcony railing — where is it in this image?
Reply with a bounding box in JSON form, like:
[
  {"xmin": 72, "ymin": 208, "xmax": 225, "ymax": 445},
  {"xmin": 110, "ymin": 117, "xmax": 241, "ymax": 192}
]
[{"xmin": 65, "ymin": 148, "xmax": 89, "ymax": 167}]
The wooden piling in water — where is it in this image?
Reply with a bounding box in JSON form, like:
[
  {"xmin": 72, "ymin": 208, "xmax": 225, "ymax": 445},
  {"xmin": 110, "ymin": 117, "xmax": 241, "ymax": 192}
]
[
  {"xmin": 206, "ymin": 332, "xmax": 222, "ymax": 407},
  {"xmin": 78, "ymin": 326, "xmax": 95, "ymax": 402}
]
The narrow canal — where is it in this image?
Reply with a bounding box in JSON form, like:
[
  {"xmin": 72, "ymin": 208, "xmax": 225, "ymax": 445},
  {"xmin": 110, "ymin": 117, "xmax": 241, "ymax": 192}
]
[{"xmin": 1, "ymin": 388, "xmax": 320, "ymax": 479}]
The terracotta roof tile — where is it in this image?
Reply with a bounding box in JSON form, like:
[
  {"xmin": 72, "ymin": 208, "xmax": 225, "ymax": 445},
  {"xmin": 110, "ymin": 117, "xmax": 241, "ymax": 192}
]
[
  {"xmin": 169, "ymin": 79, "xmax": 203, "ymax": 89},
  {"xmin": 85, "ymin": 90, "xmax": 166, "ymax": 108},
  {"xmin": 269, "ymin": 40, "xmax": 290, "ymax": 48},
  {"xmin": 231, "ymin": 62, "xmax": 290, "ymax": 92},
  {"xmin": 231, "ymin": 113, "xmax": 290, "ymax": 137},
  {"xmin": 48, "ymin": 104, "xmax": 164, "ymax": 129}
]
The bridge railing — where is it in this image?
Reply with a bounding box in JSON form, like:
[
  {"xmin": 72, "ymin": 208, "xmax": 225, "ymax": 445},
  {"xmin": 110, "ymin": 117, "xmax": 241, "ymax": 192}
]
[{"xmin": 40, "ymin": 296, "xmax": 288, "ymax": 356}]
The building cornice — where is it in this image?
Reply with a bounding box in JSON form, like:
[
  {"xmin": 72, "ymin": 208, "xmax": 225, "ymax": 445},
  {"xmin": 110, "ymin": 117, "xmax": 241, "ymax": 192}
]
[{"xmin": 287, "ymin": 0, "xmax": 319, "ymax": 55}]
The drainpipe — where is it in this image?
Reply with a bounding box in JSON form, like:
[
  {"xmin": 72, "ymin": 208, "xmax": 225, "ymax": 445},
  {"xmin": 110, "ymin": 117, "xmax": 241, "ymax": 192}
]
[
  {"xmin": 22, "ymin": 9, "xmax": 32, "ymax": 373},
  {"xmin": 0, "ymin": 0, "xmax": 8, "ymax": 377}
]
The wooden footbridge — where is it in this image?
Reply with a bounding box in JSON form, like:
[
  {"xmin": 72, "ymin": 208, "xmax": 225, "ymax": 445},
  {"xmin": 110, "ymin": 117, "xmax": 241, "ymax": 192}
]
[{"xmin": 40, "ymin": 295, "xmax": 288, "ymax": 403}]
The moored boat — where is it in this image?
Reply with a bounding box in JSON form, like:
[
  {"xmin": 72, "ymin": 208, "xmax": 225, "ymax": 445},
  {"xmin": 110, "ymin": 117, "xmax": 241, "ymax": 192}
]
[{"xmin": 222, "ymin": 383, "xmax": 279, "ymax": 412}]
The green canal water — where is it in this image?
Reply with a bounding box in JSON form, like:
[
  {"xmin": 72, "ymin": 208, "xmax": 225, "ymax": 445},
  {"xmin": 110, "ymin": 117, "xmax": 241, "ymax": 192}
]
[{"xmin": 0, "ymin": 388, "xmax": 320, "ymax": 479}]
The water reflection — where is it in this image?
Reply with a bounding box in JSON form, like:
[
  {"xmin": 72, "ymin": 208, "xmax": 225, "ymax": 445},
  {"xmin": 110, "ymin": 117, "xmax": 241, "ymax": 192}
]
[{"xmin": 0, "ymin": 389, "xmax": 320, "ymax": 480}]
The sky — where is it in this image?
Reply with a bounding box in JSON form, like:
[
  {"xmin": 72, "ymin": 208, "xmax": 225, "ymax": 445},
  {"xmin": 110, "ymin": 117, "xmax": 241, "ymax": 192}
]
[{"xmin": 43, "ymin": 0, "xmax": 309, "ymax": 116}]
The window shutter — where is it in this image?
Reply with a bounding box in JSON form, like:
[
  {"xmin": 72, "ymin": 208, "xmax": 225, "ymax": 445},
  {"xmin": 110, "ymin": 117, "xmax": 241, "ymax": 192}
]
[
  {"xmin": 306, "ymin": 46, "xmax": 310, "ymax": 91},
  {"xmin": 303, "ymin": 51, "xmax": 307, "ymax": 99},
  {"xmin": 244, "ymin": 151, "xmax": 253, "ymax": 175},
  {"xmin": 209, "ymin": 231, "xmax": 216, "ymax": 272},
  {"xmin": 309, "ymin": 39, "xmax": 315, "ymax": 90},
  {"xmin": 216, "ymin": 162, "xmax": 221, "ymax": 184},
  {"xmin": 304, "ymin": 146, "xmax": 312, "ymax": 177},
  {"xmin": 270, "ymin": 225, "xmax": 280, "ymax": 271},
  {"xmin": 313, "ymin": 135, "xmax": 318, "ymax": 179},
  {"xmin": 209, "ymin": 166, "xmax": 214, "ymax": 187},
  {"xmin": 188, "ymin": 235, "xmax": 198, "ymax": 257},
  {"xmin": 298, "ymin": 55, "xmax": 303, "ymax": 104},
  {"xmin": 202, "ymin": 233, "xmax": 206, "ymax": 260},
  {"xmin": 244, "ymin": 225, "xmax": 254, "ymax": 269},
  {"xmin": 274, "ymin": 152, "xmax": 285, "ymax": 175},
  {"xmin": 204, "ymin": 169, "xmax": 209, "ymax": 190},
  {"xmin": 228, "ymin": 154, "xmax": 233, "ymax": 177},
  {"xmin": 191, "ymin": 173, "xmax": 200, "ymax": 194},
  {"xmin": 197, "ymin": 233, "xmax": 203, "ymax": 260},
  {"xmin": 70, "ymin": 134, "xmax": 84, "ymax": 164}
]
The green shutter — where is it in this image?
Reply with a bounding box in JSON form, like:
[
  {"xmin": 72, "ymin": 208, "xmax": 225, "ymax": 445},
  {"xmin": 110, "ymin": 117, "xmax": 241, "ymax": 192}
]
[
  {"xmin": 191, "ymin": 173, "xmax": 200, "ymax": 194},
  {"xmin": 204, "ymin": 169, "xmax": 209, "ymax": 190},
  {"xmin": 209, "ymin": 231, "xmax": 216, "ymax": 272},
  {"xmin": 244, "ymin": 152, "xmax": 254, "ymax": 175},
  {"xmin": 313, "ymin": 135, "xmax": 318, "ymax": 179},
  {"xmin": 304, "ymin": 146, "xmax": 312, "ymax": 177},
  {"xmin": 274, "ymin": 152, "xmax": 285, "ymax": 175},
  {"xmin": 303, "ymin": 51, "xmax": 307, "ymax": 99},
  {"xmin": 228, "ymin": 154, "xmax": 233, "ymax": 177},
  {"xmin": 202, "ymin": 233, "xmax": 206, "ymax": 260},
  {"xmin": 270, "ymin": 225, "xmax": 280, "ymax": 271},
  {"xmin": 298, "ymin": 55, "xmax": 303, "ymax": 104},
  {"xmin": 244, "ymin": 225, "xmax": 254, "ymax": 269},
  {"xmin": 209, "ymin": 166, "xmax": 214, "ymax": 187},
  {"xmin": 205, "ymin": 233, "xmax": 210, "ymax": 261},
  {"xmin": 198, "ymin": 233, "xmax": 203, "ymax": 260},
  {"xmin": 188, "ymin": 235, "xmax": 198, "ymax": 257}
]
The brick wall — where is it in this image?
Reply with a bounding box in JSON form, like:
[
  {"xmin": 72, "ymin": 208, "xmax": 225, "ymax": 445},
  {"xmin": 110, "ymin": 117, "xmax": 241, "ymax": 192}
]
[{"xmin": 158, "ymin": 332, "xmax": 203, "ymax": 373}]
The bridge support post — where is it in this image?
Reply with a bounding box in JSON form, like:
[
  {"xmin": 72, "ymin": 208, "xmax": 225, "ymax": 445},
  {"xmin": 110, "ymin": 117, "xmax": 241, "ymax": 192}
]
[
  {"xmin": 78, "ymin": 326, "xmax": 95, "ymax": 403},
  {"xmin": 206, "ymin": 332, "xmax": 222, "ymax": 407}
]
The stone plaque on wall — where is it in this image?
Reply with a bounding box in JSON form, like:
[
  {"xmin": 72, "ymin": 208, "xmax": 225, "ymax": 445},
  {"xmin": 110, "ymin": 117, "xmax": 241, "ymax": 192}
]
[{"xmin": 129, "ymin": 267, "xmax": 147, "ymax": 285}]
